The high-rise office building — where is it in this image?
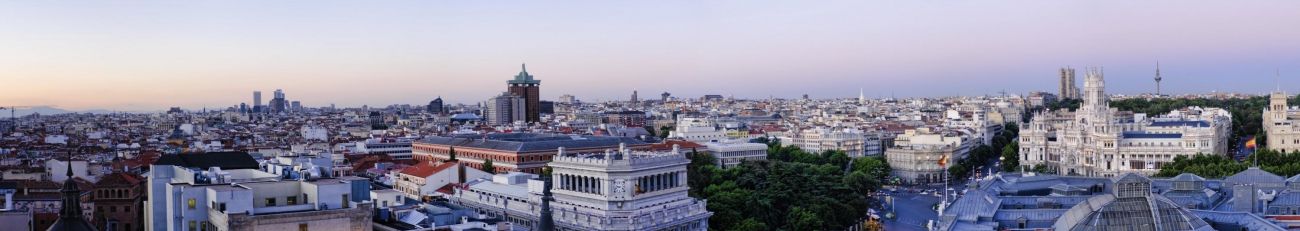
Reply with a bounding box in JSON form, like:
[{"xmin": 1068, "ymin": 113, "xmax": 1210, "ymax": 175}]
[
  {"xmin": 428, "ymin": 97, "xmax": 444, "ymax": 115},
  {"xmin": 1059, "ymin": 68, "xmax": 1079, "ymax": 99},
  {"xmin": 290, "ymin": 101, "xmax": 301, "ymax": 112},
  {"xmin": 662, "ymin": 92, "xmax": 671, "ymax": 101},
  {"xmin": 507, "ymin": 64, "xmax": 541, "ymax": 123},
  {"xmin": 253, "ymin": 90, "xmax": 263, "ymax": 109},
  {"xmin": 269, "ymin": 89, "xmax": 287, "ymax": 113},
  {"xmin": 485, "ymin": 92, "xmax": 526, "ymax": 125},
  {"xmin": 630, "ymin": 89, "xmax": 638, "ymax": 103}
]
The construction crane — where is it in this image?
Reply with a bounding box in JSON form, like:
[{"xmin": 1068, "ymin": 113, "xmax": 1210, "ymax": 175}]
[
  {"xmin": 997, "ymin": 90, "xmax": 1008, "ymax": 97},
  {"xmin": 0, "ymin": 105, "xmax": 58, "ymax": 120}
]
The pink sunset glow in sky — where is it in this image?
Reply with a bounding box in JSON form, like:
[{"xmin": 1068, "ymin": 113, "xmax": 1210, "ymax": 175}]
[{"xmin": 2, "ymin": 1, "xmax": 1299, "ymax": 111}]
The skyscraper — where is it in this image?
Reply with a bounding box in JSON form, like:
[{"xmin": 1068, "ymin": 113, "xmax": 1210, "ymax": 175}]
[
  {"xmin": 253, "ymin": 91, "xmax": 262, "ymax": 112},
  {"xmin": 270, "ymin": 89, "xmax": 287, "ymax": 113},
  {"xmin": 428, "ymin": 97, "xmax": 444, "ymax": 115},
  {"xmin": 507, "ymin": 64, "xmax": 541, "ymax": 123},
  {"xmin": 631, "ymin": 89, "xmax": 638, "ymax": 103},
  {"xmin": 661, "ymin": 92, "xmax": 671, "ymax": 101},
  {"xmin": 1059, "ymin": 68, "xmax": 1079, "ymax": 99},
  {"xmin": 486, "ymin": 92, "xmax": 526, "ymax": 125}
]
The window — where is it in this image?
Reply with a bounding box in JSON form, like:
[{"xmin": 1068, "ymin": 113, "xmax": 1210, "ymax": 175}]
[
  {"xmin": 299, "ymin": 223, "xmax": 308, "ymax": 231},
  {"xmin": 125, "ymin": 224, "xmax": 130, "ymax": 231},
  {"xmin": 287, "ymin": 196, "xmax": 297, "ymax": 205},
  {"xmin": 187, "ymin": 199, "xmax": 196, "ymax": 210},
  {"xmin": 188, "ymin": 221, "xmax": 196, "ymax": 231},
  {"xmin": 303, "ymin": 194, "xmax": 309, "ymax": 204},
  {"xmin": 124, "ymin": 206, "xmax": 130, "ymax": 212},
  {"xmin": 98, "ymin": 206, "xmax": 104, "ymax": 213},
  {"xmin": 342, "ymin": 194, "xmax": 350, "ymax": 208},
  {"xmin": 199, "ymin": 221, "xmax": 208, "ymax": 231},
  {"xmin": 219, "ymin": 203, "xmax": 226, "ymax": 212},
  {"xmin": 110, "ymin": 206, "xmax": 116, "ymax": 212},
  {"xmin": 266, "ymin": 198, "xmax": 276, "ymax": 206}
]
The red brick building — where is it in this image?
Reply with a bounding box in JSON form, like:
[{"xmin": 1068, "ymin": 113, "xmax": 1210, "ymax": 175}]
[
  {"xmin": 412, "ymin": 133, "xmax": 652, "ymax": 174},
  {"xmin": 91, "ymin": 166, "xmax": 144, "ymax": 231}
]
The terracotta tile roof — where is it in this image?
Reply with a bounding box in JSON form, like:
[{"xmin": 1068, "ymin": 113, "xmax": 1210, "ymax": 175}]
[
  {"xmin": 93, "ymin": 172, "xmax": 143, "ymax": 187},
  {"xmin": 650, "ymin": 140, "xmax": 708, "ymax": 153},
  {"xmin": 399, "ymin": 161, "xmax": 458, "ymax": 178}
]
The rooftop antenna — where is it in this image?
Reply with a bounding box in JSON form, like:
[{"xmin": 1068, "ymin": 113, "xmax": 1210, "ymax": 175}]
[{"xmin": 1278, "ymin": 69, "xmax": 1282, "ymax": 93}]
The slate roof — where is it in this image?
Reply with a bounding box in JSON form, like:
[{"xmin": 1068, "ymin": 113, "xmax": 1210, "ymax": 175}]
[
  {"xmin": 1151, "ymin": 121, "xmax": 1211, "ymax": 127},
  {"xmin": 1191, "ymin": 210, "xmax": 1288, "ymax": 231},
  {"xmin": 1269, "ymin": 191, "xmax": 1300, "ymax": 206},
  {"xmin": 154, "ymin": 152, "xmax": 260, "ymax": 170},
  {"xmin": 1123, "ymin": 132, "xmax": 1183, "ymax": 139},
  {"xmin": 1223, "ymin": 167, "xmax": 1284, "ymax": 183},
  {"xmin": 993, "ymin": 209, "xmax": 1069, "ymax": 221},
  {"xmin": 418, "ymin": 133, "xmax": 646, "ymax": 152},
  {"xmin": 1171, "ymin": 173, "xmax": 1207, "ymax": 182},
  {"xmin": 946, "ymin": 187, "xmax": 1001, "ymax": 222},
  {"xmin": 1111, "ymin": 172, "xmax": 1151, "ymax": 184}
]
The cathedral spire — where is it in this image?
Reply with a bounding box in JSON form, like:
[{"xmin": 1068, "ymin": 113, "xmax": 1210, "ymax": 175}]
[{"xmin": 48, "ymin": 150, "xmax": 97, "ymax": 231}]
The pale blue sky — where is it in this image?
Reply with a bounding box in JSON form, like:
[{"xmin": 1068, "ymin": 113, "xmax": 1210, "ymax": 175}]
[{"xmin": 2, "ymin": 1, "xmax": 1299, "ymax": 111}]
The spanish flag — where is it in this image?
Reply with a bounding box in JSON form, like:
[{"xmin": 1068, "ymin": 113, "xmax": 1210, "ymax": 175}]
[
  {"xmin": 938, "ymin": 155, "xmax": 948, "ymax": 167},
  {"xmin": 1246, "ymin": 137, "xmax": 1257, "ymax": 149}
]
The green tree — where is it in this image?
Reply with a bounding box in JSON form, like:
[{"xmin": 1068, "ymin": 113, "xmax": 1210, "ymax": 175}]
[
  {"xmin": 851, "ymin": 156, "xmax": 892, "ymax": 183},
  {"xmin": 447, "ymin": 147, "xmax": 457, "ymax": 162},
  {"xmin": 947, "ymin": 164, "xmax": 969, "ymax": 181},
  {"xmin": 1032, "ymin": 164, "xmax": 1049, "ymax": 173},
  {"xmin": 482, "ymin": 158, "xmax": 494, "ymax": 174},
  {"xmin": 686, "ymin": 148, "xmax": 718, "ymax": 198},
  {"xmin": 992, "ymin": 136, "xmax": 1009, "ymax": 151},
  {"xmin": 1002, "ymin": 142, "xmax": 1020, "ymax": 172},
  {"xmin": 843, "ymin": 171, "xmax": 881, "ymax": 195},
  {"xmin": 644, "ymin": 126, "xmax": 656, "ymax": 137},
  {"xmin": 786, "ymin": 206, "xmax": 824, "ymax": 230},
  {"xmin": 658, "ymin": 126, "xmax": 675, "ymax": 139},
  {"xmin": 728, "ymin": 218, "xmax": 769, "ymax": 231},
  {"xmin": 826, "ymin": 151, "xmax": 851, "ymax": 170}
]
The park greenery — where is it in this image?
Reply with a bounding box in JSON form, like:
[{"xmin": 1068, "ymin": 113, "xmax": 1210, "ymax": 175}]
[
  {"xmin": 1155, "ymin": 149, "xmax": 1300, "ymax": 179},
  {"xmin": 686, "ymin": 137, "xmax": 891, "ymax": 231}
]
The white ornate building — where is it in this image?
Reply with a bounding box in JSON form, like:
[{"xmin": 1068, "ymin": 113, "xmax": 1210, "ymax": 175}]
[
  {"xmin": 1264, "ymin": 91, "xmax": 1300, "ymax": 153},
  {"xmin": 1020, "ymin": 68, "xmax": 1231, "ymax": 177},
  {"xmin": 450, "ymin": 144, "xmax": 712, "ymax": 231}
]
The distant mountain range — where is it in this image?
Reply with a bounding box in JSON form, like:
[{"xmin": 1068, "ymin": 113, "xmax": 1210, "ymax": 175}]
[{"xmin": 0, "ymin": 106, "xmax": 163, "ymax": 117}]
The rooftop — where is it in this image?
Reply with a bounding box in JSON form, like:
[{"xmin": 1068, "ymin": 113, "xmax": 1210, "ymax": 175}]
[{"xmin": 418, "ymin": 133, "xmax": 646, "ymax": 152}]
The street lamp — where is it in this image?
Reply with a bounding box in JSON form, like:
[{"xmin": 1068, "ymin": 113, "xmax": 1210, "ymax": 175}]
[{"xmin": 998, "ymin": 156, "xmax": 1005, "ymax": 173}]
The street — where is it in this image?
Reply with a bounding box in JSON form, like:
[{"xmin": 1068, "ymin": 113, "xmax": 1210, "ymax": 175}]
[{"xmin": 878, "ymin": 185, "xmax": 948, "ymax": 231}]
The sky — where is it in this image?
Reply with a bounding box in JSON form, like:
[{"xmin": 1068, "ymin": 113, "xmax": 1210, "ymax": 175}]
[{"xmin": 2, "ymin": 1, "xmax": 1299, "ymax": 111}]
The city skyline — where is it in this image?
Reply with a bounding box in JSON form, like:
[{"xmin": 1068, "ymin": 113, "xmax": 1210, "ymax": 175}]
[{"xmin": 3, "ymin": 1, "xmax": 1300, "ymax": 111}]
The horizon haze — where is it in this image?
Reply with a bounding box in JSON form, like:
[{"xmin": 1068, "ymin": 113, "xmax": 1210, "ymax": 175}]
[{"xmin": 3, "ymin": 1, "xmax": 1300, "ymax": 111}]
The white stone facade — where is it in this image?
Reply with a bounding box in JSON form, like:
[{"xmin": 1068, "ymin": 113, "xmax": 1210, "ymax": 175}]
[
  {"xmin": 451, "ymin": 144, "xmax": 712, "ymax": 231},
  {"xmin": 1019, "ymin": 68, "xmax": 1231, "ymax": 177},
  {"xmin": 704, "ymin": 142, "xmax": 768, "ymax": 168},
  {"xmin": 1264, "ymin": 92, "xmax": 1300, "ymax": 153}
]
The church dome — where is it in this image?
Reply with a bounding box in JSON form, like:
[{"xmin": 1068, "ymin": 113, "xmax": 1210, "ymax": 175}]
[{"xmin": 1053, "ymin": 173, "xmax": 1212, "ymax": 231}]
